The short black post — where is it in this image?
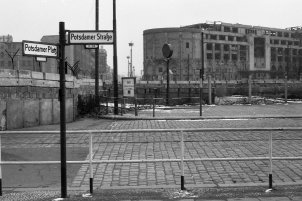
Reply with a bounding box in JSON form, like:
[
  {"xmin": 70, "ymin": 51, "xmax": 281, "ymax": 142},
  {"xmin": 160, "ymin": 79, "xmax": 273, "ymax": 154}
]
[
  {"xmin": 106, "ymin": 96, "xmax": 108, "ymax": 114},
  {"xmin": 269, "ymin": 174, "xmax": 273, "ymax": 189},
  {"xmin": 153, "ymin": 98, "xmax": 155, "ymax": 117},
  {"xmin": 90, "ymin": 178, "xmax": 93, "ymax": 194},
  {"xmin": 135, "ymin": 98, "xmax": 138, "ymax": 116},
  {"xmin": 0, "ymin": 179, "xmax": 2, "ymax": 196},
  {"xmin": 181, "ymin": 176, "xmax": 185, "ymax": 190}
]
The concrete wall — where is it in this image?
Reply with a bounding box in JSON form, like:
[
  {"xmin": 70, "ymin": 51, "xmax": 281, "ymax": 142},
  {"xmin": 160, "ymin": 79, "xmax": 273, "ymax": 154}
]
[{"xmin": 0, "ymin": 69, "xmax": 102, "ymax": 130}]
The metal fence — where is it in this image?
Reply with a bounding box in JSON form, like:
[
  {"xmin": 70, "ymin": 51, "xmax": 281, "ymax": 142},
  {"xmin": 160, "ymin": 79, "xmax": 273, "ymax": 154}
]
[{"xmin": 1, "ymin": 126, "xmax": 302, "ymax": 196}]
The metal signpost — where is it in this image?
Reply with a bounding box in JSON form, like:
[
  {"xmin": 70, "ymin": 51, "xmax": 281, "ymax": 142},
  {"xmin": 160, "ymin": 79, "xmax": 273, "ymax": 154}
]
[
  {"xmin": 162, "ymin": 43, "xmax": 173, "ymax": 106},
  {"xmin": 56, "ymin": 23, "xmax": 116, "ymax": 198}
]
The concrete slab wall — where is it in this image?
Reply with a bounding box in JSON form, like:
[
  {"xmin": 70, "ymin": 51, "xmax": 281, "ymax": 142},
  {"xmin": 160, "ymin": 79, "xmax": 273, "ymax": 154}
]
[
  {"xmin": 7, "ymin": 99, "xmax": 24, "ymax": 130},
  {"xmin": 40, "ymin": 99, "xmax": 53, "ymax": 125},
  {"xmin": 52, "ymin": 99, "xmax": 60, "ymax": 124},
  {"xmin": 2, "ymin": 98, "xmax": 74, "ymax": 130},
  {"xmin": 66, "ymin": 98, "xmax": 74, "ymax": 123},
  {"xmin": 0, "ymin": 101, "xmax": 6, "ymax": 130},
  {"xmin": 24, "ymin": 100, "xmax": 40, "ymax": 127}
]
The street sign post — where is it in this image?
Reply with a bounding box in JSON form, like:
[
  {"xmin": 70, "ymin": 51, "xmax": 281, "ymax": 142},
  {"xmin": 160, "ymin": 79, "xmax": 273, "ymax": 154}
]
[
  {"xmin": 22, "ymin": 40, "xmax": 58, "ymax": 58},
  {"xmin": 68, "ymin": 30, "xmax": 114, "ymax": 44}
]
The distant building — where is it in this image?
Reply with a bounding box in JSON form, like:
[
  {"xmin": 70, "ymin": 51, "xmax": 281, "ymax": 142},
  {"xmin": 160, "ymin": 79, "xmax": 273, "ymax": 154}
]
[
  {"xmin": 0, "ymin": 35, "xmax": 13, "ymax": 42},
  {"xmin": 143, "ymin": 21, "xmax": 302, "ymax": 81}
]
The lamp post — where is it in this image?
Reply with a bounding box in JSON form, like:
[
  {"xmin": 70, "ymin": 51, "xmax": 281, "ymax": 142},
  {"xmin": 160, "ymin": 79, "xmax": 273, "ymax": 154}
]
[
  {"xmin": 162, "ymin": 43, "xmax": 173, "ymax": 106},
  {"xmin": 129, "ymin": 42, "xmax": 134, "ymax": 77},
  {"xmin": 127, "ymin": 56, "xmax": 130, "ymax": 77}
]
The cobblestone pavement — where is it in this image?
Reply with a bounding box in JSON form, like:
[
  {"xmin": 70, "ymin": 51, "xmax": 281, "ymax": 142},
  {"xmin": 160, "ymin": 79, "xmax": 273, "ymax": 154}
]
[{"xmin": 2, "ymin": 103, "xmax": 302, "ymax": 200}]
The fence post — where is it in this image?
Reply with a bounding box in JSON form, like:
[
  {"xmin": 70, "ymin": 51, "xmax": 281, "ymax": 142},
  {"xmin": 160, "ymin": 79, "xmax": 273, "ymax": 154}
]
[
  {"xmin": 208, "ymin": 75, "xmax": 212, "ymax": 105},
  {"xmin": 180, "ymin": 131, "xmax": 185, "ymax": 190},
  {"xmin": 135, "ymin": 97, "xmax": 138, "ymax": 116},
  {"xmin": 89, "ymin": 133, "xmax": 94, "ymax": 194},
  {"xmin": 153, "ymin": 98, "xmax": 155, "ymax": 117},
  {"xmin": 284, "ymin": 75, "xmax": 288, "ymax": 103},
  {"xmin": 106, "ymin": 96, "xmax": 108, "ymax": 114},
  {"xmin": 268, "ymin": 132, "xmax": 273, "ymax": 189}
]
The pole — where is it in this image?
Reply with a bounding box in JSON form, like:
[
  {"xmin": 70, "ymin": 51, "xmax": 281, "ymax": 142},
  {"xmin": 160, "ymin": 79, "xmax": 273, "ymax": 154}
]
[
  {"xmin": 113, "ymin": 0, "xmax": 119, "ymax": 115},
  {"xmin": 89, "ymin": 133, "xmax": 94, "ymax": 194},
  {"xmin": 95, "ymin": 0, "xmax": 100, "ymax": 109},
  {"xmin": 180, "ymin": 131, "xmax": 185, "ymax": 190},
  {"xmin": 200, "ymin": 70, "xmax": 202, "ymax": 116},
  {"xmin": 135, "ymin": 97, "xmax": 138, "ymax": 116},
  {"xmin": 0, "ymin": 135, "xmax": 2, "ymax": 196},
  {"xmin": 166, "ymin": 59, "xmax": 170, "ymax": 106},
  {"xmin": 285, "ymin": 74, "xmax": 288, "ymax": 103},
  {"xmin": 248, "ymin": 73, "xmax": 252, "ymax": 104},
  {"xmin": 130, "ymin": 43, "xmax": 133, "ymax": 77},
  {"xmin": 200, "ymin": 32, "xmax": 204, "ymax": 116},
  {"xmin": 59, "ymin": 21, "xmax": 67, "ymax": 198},
  {"xmin": 208, "ymin": 75, "xmax": 212, "ymax": 105},
  {"xmin": 269, "ymin": 133, "xmax": 273, "ymax": 189},
  {"xmin": 153, "ymin": 98, "xmax": 155, "ymax": 117}
]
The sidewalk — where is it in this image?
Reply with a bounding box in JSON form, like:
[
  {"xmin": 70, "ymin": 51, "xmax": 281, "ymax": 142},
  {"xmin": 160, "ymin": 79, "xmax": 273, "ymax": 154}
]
[{"xmin": 2, "ymin": 185, "xmax": 302, "ymax": 201}]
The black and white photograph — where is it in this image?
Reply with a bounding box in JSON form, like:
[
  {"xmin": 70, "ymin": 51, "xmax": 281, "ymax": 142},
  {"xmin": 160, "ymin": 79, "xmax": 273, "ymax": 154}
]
[{"xmin": 0, "ymin": 0, "xmax": 302, "ymax": 200}]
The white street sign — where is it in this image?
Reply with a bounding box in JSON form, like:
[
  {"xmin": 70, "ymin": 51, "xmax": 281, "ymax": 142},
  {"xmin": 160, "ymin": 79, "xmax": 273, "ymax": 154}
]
[
  {"xmin": 22, "ymin": 41, "xmax": 58, "ymax": 58},
  {"xmin": 122, "ymin": 77, "xmax": 136, "ymax": 97},
  {"xmin": 68, "ymin": 31, "xmax": 114, "ymax": 44}
]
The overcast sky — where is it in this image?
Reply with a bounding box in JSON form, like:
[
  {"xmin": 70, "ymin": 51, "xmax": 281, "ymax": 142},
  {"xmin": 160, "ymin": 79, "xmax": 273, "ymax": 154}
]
[{"xmin": 2, "ymin": 0, "xmax": 302, "ymax": 77}]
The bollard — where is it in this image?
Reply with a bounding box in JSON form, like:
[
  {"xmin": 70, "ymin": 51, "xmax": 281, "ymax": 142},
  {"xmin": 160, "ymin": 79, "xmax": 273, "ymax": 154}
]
[
  {"xmin": 89, "ymin": 133, "xmax": 94, "ymax": 194},
  {"xmin": 180, "ymin": 131, "xmax": 185, "ymax": 190}
]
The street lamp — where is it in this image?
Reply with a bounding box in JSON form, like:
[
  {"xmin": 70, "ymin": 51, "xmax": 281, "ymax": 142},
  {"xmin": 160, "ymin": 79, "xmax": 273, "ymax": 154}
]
[
  {"xmin": 126, "ymin": 56, "xmax": 130, "ymax": 77},
  {"xmin": 129, "ymin": 42, "xmax": 134, "ymax": 77}
]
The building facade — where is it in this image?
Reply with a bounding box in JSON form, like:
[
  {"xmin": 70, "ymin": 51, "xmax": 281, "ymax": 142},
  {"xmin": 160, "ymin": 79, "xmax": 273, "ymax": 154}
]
[{"xmin": 143, "ymin": 21, "xmax": 302, "ymax": 81}]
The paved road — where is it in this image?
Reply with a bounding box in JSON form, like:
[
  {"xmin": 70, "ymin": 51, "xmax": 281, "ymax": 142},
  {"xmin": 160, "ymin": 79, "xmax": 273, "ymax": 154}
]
[{"xmin": 1, "ymin": 103, "xmax": 302, "ymax": 201}]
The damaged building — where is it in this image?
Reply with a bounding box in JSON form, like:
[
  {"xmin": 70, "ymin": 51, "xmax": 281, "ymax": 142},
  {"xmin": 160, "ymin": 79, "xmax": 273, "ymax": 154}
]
[{"xmin": 143, "ymin": 21, "xmax": 302, "ymax": 81}]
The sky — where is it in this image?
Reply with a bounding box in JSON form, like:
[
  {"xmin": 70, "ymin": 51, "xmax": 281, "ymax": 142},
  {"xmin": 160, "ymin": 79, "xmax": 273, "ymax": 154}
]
[{"xmin": 1, "ymin": 0, "xmax": 302, "ymax": 77}]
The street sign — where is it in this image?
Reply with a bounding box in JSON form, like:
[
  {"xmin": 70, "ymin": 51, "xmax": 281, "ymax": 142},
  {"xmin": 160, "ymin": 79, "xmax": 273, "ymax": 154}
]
[
  {"xmin": 84, "ymin": 44, "xmax": 99, "ymax": 49},
  {"xmin": 122, "ymin": 77, "xmax": 136, "ymax": 97},
  {"xmin": 22, "ymin": 40, "xmax": 58, "ymax": 58},
  {"xmin": 162, "ymin": 43, "xmax": 173, "ymax": 58},
  {"xmin": 35, "ymin": 57, "xmax": 47, "ymax": 62},
  {"xmin": 68, "ymin": 30, "xmax": 114, "ymax": 44}
]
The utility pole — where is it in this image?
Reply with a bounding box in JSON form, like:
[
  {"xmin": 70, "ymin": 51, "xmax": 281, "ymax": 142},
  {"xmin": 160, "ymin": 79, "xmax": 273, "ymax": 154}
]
[
  {"xmin": 127, "ymin": 56, "xmax": 130, "ymax": 76},
  {"xmin": 95, "ymin": 0, "xmax": 100, "ymax": 109},
  {"xmin": 129, "ymin": 42, "xmax": 134, "ymax": 77},
  {"xmin": 113, "ymin": 0, "xmax": 119, "ymax": 115}
]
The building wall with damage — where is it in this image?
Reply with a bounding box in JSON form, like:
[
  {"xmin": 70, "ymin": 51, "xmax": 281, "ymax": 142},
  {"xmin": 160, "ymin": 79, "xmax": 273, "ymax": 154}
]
[{"xmin": 143, "ymin": 21, "xmax": 302, "ymax": 81}]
